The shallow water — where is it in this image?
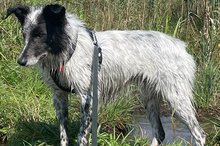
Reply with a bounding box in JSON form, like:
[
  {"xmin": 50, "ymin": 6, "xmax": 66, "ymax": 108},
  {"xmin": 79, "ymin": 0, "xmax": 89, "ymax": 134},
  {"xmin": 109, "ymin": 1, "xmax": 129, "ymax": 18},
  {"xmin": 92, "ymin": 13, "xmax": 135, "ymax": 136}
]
[
  {"xmin": 131, "ymin": 115, "xmax": 192, "ymax": 144},
  {"xmin": 131, "ymin": 114, "xmax": 217, "ymax": 145}
]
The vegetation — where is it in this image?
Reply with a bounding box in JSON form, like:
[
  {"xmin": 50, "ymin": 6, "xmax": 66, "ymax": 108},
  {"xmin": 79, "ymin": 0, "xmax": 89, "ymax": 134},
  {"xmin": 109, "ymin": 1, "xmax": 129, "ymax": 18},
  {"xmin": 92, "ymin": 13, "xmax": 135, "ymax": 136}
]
[{"xmin": 0, "ymin": 0, "xmax": 219, "ymax": 145}]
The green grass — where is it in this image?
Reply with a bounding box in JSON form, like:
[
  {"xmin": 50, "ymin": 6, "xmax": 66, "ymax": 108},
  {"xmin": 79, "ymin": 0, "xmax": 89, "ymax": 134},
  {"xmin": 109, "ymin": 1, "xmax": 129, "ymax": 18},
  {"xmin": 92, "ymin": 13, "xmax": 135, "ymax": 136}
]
[
  {"xmin": 98, "ymin": 87, "xmax": 140, "ymax": 134},
  {"xmin": 0, "ymin": 0, "xmax": 220, "ymax": 145},
  {"xmin": 206, "ymin": 117, "xmax": 220, "ymax": 145},
  {"xmin": 0, "ymin": 60, "xmax": 53, "ymax": 126},
  {"xmin": 194, "ymin": 34, "xmax": 220, "ymax": 107}
]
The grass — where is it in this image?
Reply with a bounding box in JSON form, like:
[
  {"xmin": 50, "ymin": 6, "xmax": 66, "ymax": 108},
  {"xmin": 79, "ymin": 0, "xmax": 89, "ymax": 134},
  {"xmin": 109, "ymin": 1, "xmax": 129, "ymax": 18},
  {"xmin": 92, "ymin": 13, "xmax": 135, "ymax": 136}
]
[
  {"xmin": 194, "ymin": 33, "xmax": 220, "ymax": 107},
  {"xmin": 98, "ymin": 87, "xmax": 140, "ymax": 135},
  {"xmin": 191, "ymin": 0, "xmax": 220, "ymax": 107},
  {"xmin": 0, "ymin": 60, "xmax": 53, "ymax": 126},
  {"xmin": 0, "ymin": 0, "xmax": 220, "ymax": 145},
  {"xmin": 206, "ymin": 117, "xmax": 220, "ymax": 145}
]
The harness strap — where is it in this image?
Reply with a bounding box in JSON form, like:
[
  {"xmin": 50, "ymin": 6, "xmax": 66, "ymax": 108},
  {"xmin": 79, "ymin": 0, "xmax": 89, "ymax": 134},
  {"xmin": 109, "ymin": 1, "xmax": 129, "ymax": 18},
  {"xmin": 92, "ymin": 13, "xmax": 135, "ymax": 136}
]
[{"xmin": 87, "ymin": 28, "xmax": 102, "ymax": 66}]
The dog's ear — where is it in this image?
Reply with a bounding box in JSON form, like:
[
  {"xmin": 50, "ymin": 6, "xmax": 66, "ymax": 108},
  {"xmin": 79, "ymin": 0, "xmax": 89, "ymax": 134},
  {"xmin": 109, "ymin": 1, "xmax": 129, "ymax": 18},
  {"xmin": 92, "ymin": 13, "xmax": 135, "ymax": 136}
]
[
  {"xmin": 43, "ymin": 4, "xmax": 66, "ymax": 26},
  {"xmin": 5, "ymin": 5, "xmax": 29, "ymax": 25}
]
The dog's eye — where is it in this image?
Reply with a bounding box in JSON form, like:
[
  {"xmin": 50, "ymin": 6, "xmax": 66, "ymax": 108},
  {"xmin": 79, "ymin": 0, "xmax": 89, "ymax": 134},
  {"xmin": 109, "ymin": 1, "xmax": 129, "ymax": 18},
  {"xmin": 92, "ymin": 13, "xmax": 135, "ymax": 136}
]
[{"xmin": 34, "ymin": 32, "xmax": 44, "ymax": 38}]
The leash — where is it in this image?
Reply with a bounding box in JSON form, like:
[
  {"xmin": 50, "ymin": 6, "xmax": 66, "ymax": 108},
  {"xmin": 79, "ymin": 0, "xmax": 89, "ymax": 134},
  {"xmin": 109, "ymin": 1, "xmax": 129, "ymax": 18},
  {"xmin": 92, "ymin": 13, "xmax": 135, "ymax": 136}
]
[{"xmin": 91, "ymin": 30, "xmax": 99, "ymax": 146}]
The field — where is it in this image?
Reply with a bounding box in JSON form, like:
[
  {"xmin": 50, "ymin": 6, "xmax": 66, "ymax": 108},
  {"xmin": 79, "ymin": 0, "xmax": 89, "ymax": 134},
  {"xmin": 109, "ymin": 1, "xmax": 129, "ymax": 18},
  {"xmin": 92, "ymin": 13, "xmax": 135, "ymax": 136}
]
[{"xmin": 0, "ymin": 0, "xmax": 219, "ymax": 145}]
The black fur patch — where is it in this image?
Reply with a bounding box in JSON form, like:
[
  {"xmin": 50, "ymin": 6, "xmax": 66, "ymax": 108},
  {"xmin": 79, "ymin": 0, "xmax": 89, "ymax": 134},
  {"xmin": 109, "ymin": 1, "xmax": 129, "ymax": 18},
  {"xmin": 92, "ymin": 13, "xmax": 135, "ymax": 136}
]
[
  {"xmin": 50, "ymin": 70, "xmax": 75, "ymax": 93},
  {"xmin": 42, "ymin": 5, "xmax": 70, "ymax": 55},
  {"xmin": 5, "ymin": 5, "xmax": 29, "ymax": 25}
]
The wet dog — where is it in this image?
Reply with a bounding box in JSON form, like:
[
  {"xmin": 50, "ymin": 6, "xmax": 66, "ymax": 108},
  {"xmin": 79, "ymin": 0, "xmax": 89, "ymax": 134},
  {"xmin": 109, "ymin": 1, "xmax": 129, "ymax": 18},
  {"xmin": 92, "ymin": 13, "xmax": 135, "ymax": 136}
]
[{"xmin": 6, "ymin": 4, "xmax": 206, "ymax": 146}]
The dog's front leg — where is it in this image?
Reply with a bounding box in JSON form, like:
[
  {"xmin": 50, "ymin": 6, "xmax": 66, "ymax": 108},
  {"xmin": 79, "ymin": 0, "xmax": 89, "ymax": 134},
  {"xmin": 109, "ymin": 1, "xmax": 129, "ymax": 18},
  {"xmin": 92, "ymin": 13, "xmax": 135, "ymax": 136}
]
[
  {"xmin": 77, "ymin": 94, "xmax": 92, "ymax": 146},
  {"xmin": 52, "ymin": 88, "xmax": 69, "ymax": 146}
]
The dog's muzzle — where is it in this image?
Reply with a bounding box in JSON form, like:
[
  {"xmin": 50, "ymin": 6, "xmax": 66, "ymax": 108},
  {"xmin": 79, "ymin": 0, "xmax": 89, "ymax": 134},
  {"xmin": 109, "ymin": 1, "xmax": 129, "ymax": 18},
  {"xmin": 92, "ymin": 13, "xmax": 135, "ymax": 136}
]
[
  {"xmin": 17, "ymin": 57, "xmax": 27, "ymax": 66},
  {"xmin": 17, "ymin": 52, "xmax": 47, "ymax": 66}
]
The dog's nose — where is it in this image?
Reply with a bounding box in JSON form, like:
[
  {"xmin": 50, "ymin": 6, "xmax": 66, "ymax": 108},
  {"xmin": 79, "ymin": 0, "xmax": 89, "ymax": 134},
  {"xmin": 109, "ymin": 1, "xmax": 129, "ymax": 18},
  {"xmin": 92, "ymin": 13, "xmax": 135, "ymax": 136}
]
[{"xmin": 17, "ymin": 57, "xmax": 27, "ymax": 66}]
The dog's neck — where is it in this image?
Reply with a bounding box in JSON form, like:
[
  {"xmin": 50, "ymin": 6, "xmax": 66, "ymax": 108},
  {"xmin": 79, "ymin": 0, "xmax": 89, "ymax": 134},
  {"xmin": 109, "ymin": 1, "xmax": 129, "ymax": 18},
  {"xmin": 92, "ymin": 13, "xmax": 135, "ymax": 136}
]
[
  {"xmin": 42, "ymin": 28, "xmax": 102, "ymax": 93},
  {"xmin": 40, "ymin": 29, "xmax": 78, "ymax": 72}
]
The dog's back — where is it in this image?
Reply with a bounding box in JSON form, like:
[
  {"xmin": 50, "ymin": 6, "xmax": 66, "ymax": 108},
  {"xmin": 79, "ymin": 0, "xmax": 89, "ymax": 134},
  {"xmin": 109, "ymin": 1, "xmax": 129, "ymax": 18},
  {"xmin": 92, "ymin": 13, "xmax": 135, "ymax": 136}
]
[{"xmin": 96, "ymin": 30, "xmax": 194, "ymax": 101}]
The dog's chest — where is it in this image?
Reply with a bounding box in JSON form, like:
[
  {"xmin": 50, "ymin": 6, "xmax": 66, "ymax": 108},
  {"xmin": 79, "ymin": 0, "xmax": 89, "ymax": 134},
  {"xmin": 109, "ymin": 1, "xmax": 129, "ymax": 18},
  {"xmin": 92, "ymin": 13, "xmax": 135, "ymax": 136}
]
[{"xmin": 50, "ymin": 69, "xmax": 75, "ymax": 93}]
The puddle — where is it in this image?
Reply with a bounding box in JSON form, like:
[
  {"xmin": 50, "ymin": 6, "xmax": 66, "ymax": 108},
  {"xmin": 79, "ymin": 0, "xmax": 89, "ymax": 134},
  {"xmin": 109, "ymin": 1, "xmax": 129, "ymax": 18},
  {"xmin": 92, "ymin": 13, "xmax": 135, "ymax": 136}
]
[
  {"xmin": 131, "ymin": 115, "xmax": 192, "ymax": 144},
  {"xmin": 130, "ymin": 114, "xmax": 218, "ymax": 144}
]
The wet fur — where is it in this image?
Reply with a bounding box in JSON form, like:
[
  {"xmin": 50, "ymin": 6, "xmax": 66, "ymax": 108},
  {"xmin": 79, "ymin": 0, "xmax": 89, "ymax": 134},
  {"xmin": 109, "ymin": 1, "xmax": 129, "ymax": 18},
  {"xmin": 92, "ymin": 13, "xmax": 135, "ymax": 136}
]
[{"xmin": 6, "ymin": 4, "xmax": 206, "ymax": 146}]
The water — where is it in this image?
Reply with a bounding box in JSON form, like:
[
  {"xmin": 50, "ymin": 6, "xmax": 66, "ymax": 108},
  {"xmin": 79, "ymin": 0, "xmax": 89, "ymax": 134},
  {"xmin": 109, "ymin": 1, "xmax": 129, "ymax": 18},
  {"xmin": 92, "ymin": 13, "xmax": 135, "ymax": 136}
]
[
  {"xmin": 131, "ymin": 115, "xmax": 214, "ymax": 145},
  {"xmin": 131, "ymin": 114, "xmax": 219, "ymax": 145}
]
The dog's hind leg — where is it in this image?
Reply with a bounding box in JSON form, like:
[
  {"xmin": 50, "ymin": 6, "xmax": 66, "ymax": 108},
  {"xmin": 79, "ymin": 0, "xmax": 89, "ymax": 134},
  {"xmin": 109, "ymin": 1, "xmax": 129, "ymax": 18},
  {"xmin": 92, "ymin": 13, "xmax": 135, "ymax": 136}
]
[
  {"xmin": 168, "ymin": 96, "xmax": 206, "ymax": 145},
  {"xmin": 162, "ymin": 82, "xmax": 206, "ymax": 146},
  {"xmin": 52, "ymin": 88, "xmax": 69, "ymax": 146},
  {"xmin": 141, "ymin": 89, "xmax": 165, "ymax": 146},
  {"xmin": 174, "ymin": 106, "xmax": 206, "ymax": 146},
  {"xmin": 77, "ymin": 94, "xmax": 92, "ymax": 146}
]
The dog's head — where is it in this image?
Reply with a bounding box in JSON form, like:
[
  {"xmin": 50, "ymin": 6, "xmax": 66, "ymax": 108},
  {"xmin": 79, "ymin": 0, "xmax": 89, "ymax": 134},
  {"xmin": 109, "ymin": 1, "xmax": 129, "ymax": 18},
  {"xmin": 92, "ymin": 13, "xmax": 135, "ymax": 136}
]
[{"xmin": 5, "ymin": 4, "xmax": 68, "ymax": 66}]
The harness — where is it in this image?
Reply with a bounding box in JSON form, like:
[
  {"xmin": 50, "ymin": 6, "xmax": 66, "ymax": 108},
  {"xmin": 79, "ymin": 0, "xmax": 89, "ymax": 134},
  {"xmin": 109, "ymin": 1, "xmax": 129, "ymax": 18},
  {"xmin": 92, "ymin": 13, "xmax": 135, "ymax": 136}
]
[{"xmin": 50, "ymin": 28, "xmax": 102, "ymax": 93}]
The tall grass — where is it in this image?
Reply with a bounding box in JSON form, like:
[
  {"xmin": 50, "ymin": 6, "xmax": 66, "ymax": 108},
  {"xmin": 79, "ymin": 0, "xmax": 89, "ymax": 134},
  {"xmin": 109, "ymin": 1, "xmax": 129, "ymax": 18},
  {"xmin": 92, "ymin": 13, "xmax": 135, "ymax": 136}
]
[
  {"xmin": 193, "ymin": 1, "xmax": 220, "ymax": 107},
  {"xmin": 194, "ymin": 33, "xmax": 220, "ymax": 107},
  {"xmin": 0, "ymin": 0, "xmax": 219, "ymax": 145}
]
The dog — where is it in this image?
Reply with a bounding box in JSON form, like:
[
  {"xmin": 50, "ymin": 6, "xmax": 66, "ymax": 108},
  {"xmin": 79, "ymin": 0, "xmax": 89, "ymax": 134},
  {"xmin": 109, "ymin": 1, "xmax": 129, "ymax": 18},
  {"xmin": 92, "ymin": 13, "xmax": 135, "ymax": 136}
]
[{"xmin": 6, "ymin": 4, "xmax": 206, "ymax": 146}]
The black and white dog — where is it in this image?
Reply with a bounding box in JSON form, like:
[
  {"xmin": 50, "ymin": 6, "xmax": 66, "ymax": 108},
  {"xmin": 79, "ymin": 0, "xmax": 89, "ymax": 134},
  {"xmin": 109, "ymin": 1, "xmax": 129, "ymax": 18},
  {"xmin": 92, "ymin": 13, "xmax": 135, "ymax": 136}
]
[{"xmin": 6, "ymin": 4, "xmax": 206, "ymax": 146}]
